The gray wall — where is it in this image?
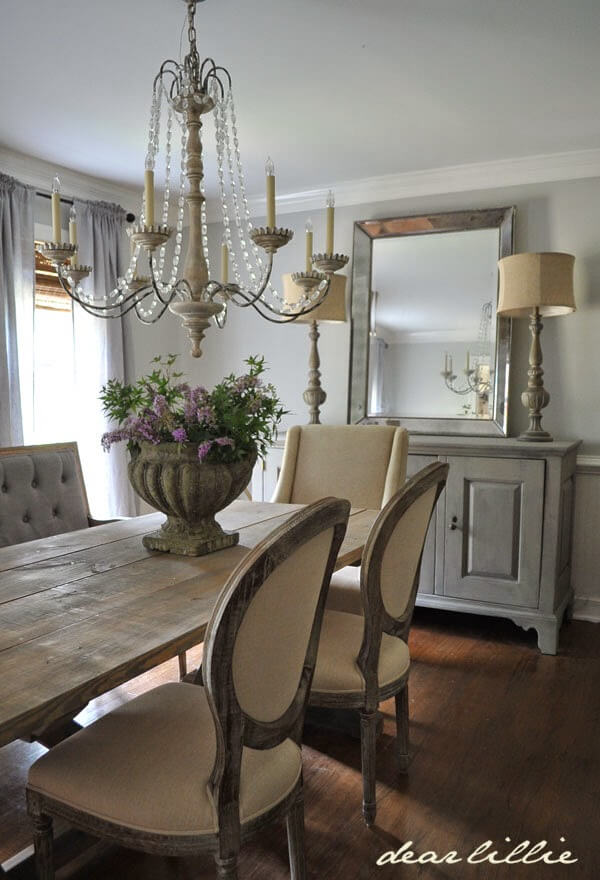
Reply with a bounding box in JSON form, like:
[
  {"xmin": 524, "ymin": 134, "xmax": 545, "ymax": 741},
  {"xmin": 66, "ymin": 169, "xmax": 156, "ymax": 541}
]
[
  {"xmin": 128, "ymin": 176, "xmax": 600, "ymax": 448},
  {"xmin": 125, "ymin": 175, "xmax": 600, "ymax": 619}
]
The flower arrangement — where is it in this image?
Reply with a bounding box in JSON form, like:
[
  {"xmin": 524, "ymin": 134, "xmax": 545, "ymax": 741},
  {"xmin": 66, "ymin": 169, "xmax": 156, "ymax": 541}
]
[{"xmin": 100, "ymin": 354, "xmax": 285, "ymax": 463}]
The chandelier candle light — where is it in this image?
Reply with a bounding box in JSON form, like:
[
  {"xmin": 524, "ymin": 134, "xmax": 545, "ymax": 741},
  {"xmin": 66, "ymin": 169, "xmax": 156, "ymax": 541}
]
[
  {"xmin": 36, "ymin": 0, "xmax": 348, "ymax": 358},
  {"xmin": 440, "ymin": 301, "xmax": 494, "ymax": 399}
]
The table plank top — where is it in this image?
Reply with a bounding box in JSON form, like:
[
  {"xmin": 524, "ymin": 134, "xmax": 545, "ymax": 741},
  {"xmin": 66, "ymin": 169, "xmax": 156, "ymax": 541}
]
[{"xmin": 0, "ymin": 501, "xmax": 377, "ymax": 747}]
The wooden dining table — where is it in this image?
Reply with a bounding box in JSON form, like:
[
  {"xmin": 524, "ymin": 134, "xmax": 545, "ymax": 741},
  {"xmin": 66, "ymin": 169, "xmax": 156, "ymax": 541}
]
[{"xmin": 0, "ymin": 501, "xmax": 378, "ymax": 751}]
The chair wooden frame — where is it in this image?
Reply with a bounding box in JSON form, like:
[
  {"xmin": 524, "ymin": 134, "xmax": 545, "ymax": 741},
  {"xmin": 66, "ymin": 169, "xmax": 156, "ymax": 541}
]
[
  {"xmin": 27, "ymin": 496, "xmax": 350, "ymax": 880},
  {"xmin": 308, "ymin": 462, "xmax": 448, "ymax": 826}
]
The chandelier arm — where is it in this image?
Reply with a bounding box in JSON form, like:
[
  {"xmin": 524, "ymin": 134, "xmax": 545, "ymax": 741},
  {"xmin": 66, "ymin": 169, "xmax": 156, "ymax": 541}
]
[
  {"xmin": 56, "ymin": 267, "xmax": 155, "ymax": 315},
  {"xmin": 232, "ymin": 276, "xmax": 332, "ymax": 325},
  {"xmin": 225, "ymin": 254, "xmax": 274, "ymax": 307},
  {"xmin": 147, "ymin": 255, "xmax": 187, "ymax": 307},
  {"xmin": 133, "ymin": 297, "xmax": 173, "ymax": 325},
  {"xmin": 256, "ymin": 276, "xmax": 332, "ymax": 319},
  {"xmin": 154, "ymin": 61, "xmax": 180, "ymax": 94},
  {"xmin": 244, "ymin": 300, "xmax": 308, "ymax": 324}
]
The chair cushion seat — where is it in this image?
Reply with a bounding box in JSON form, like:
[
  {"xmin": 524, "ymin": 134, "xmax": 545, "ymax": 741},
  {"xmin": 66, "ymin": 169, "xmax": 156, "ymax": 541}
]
[
  {"xmin": 326, "ymin": 565, "xmax": 363, "ymax": 616},
  {"xmin": 28, "ymin": 682, "xmax": 301, "ymax": 837},
  {"xmin": 312, "ymin": 611, "xmax": 410, "ymax": 696}
]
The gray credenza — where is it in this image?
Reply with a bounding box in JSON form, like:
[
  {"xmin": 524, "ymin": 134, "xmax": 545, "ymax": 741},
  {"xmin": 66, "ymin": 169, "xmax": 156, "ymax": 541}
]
[
  {"xmin": 253, "ymin": 434, "xmax": 580, "ymax": 654},
  {"xmin": 406, "ymin": 436, "xmax": 580, "ymax": 654}
]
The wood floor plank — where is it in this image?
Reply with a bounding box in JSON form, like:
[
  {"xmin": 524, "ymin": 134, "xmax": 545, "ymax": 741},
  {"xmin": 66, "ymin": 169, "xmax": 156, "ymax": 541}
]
[{"xmin": 2, "ymin": 612, "xmax": 598, "ymax": 878}]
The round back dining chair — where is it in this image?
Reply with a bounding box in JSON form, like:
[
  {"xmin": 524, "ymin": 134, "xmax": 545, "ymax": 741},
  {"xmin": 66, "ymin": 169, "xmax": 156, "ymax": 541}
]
[
  {"xmin": 308, "ymin": 462, "xmax": 448, "ymax": 826},
  {"xmin": 27, "ymin": 496, "xmax": 350, "ymax": 880}
]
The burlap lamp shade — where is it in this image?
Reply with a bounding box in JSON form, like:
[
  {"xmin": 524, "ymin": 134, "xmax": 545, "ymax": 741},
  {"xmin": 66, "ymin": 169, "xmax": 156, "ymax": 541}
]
[
  {"xmin": 497, "ymin": 253, "xmax": 575, "ymax": 318},
  {"xmin": 282, "ymin": 273, "xmax": 347, "ymax": 324}
]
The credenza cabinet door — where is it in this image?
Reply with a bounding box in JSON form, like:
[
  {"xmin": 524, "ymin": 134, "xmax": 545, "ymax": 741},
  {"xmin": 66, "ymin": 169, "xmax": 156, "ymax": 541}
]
[
  {"xmin": 443, "ymin": 456, "xmax": 544, "ymax": 608},
  {"xmin": 406, "ymin": 454, "xmax": 438, "ymax": 595}
]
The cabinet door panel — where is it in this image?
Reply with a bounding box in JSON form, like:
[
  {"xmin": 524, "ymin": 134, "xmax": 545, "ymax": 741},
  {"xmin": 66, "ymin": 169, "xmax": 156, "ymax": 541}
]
[
  {"xmin": 406, "ymin": 454, "xmax": 439, "ymax": 595},
  {"xmin": 443, "ymin": 457, "xmax": 544, "ymax": 608}
]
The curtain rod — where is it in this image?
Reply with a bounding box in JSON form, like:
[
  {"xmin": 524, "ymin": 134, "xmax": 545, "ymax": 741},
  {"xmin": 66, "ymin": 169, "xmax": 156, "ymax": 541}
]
[
  {"xmin": 36, "ymin": 190, "xmax": 136, "ymax": 223},
  {"xmin": 36, "ymin": 190, "xmax": 73, "ymax": 206}
]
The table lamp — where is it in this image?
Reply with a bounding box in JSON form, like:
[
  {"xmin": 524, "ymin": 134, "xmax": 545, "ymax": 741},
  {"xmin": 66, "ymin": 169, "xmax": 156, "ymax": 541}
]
[
  {"xmin": 497, "ymin": 252, "xmax": 575, "ymax": 441},
  {"xmin": 282, "ymin": 273, "xmax": 347, "ymax": 423}
]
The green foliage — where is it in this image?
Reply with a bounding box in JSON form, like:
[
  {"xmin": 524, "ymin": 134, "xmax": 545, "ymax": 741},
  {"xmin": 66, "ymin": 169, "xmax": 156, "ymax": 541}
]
[{"xmin": 99, "ymin": 354, "xmax": 287, "ymax": 463}]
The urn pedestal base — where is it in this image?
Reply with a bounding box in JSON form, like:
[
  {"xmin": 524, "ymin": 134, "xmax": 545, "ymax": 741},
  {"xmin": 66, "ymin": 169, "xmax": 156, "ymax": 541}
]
[
  {"xmin": 142, "ymin": 523, "xmax": 240, "ymax": 556},
  {"xmin": 143, "ymin": 516, "xmax": 240, "ymax": 557}
]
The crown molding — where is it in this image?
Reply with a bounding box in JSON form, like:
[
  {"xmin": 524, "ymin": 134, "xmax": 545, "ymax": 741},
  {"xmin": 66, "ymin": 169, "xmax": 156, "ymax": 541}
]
[
  {"xmin": 0, "ymin": 146, "xmax": 139, "ymax": 213},
  {"xmin": 5, "ymin": 143, "xmax": 600, "ymax": 224},
  {"xmin": 206, "ymin": 147, "xmax": 600, "ymax": 222}
]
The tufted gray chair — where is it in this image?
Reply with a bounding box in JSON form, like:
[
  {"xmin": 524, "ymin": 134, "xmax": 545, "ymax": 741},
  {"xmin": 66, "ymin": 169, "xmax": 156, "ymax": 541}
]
[{"xmin": 0, "ymin": 443, "xmax": 110, "ymax": 547}]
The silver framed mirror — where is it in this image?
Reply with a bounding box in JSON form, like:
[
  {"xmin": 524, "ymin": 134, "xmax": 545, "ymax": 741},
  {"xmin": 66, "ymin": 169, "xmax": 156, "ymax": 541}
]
[{"xmin": 348, "ymin": 207, "xmax": 515, "ymax": 436}]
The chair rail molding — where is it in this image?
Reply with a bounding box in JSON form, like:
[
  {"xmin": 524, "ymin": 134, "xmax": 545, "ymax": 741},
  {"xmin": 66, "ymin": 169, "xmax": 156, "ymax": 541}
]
[{"xmin": 575, "ymin": 455, "xmax": 600, "ymax": 475}]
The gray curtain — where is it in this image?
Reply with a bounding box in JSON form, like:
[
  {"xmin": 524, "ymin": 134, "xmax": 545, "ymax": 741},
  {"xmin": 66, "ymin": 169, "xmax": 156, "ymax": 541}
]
[
  {"xmin": 0, "ymin": 174, "xmax": 34, "ymax": 446},
  {"xmin": 73, "ymin": 199, "xmax": 136, "ymax": 517}
]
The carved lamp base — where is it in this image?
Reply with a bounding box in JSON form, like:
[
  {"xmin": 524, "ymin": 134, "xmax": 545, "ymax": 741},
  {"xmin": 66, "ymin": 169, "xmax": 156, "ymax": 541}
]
[
  {"xmin": 303, "ymin": 319, "xmax": 327, "ymax": 425},
  {"xmin": 519, "ymin": 309, "xmax": 553, "ymax": 442}
]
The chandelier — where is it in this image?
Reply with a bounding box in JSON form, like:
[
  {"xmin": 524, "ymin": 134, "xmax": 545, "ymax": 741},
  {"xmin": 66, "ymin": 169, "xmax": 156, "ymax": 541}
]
[
  {"xmin": 440, "ymin": 301, "xmax": 493, "ymax": 397},
  {"xmin": 37, "ymin": 0, "xmax": 348, "ymax": 358}
]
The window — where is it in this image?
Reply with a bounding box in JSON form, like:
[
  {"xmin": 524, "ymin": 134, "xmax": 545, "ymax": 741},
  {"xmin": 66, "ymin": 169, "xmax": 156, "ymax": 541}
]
[{"xmin": 30, "ymin": 243, "xmax": 77, "ymax": 444}]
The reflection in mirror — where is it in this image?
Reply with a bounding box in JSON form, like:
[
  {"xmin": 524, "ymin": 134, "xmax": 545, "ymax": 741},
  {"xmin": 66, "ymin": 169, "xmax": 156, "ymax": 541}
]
[
  {"xmin": 368, "ymin": 228, "xmax": 500, "ymax": 420},
  {"xmin": 349, "ymin": 207, "xmax": 515, "ymax": 436}
]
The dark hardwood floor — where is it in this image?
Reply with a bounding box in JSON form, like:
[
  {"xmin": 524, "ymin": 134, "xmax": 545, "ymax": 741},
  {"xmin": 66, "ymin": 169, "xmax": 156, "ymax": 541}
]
[{"xmin": 2, "ymin": 610, "xmax": 599, "ymax": 879}]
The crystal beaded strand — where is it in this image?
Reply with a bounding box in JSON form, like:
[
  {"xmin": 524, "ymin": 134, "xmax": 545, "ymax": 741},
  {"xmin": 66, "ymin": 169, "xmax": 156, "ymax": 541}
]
[
  {"xmin": 220, "ymin": 90, "xmax": 260, "ymax": 288},
  {"xmin": 169, "ymin": 122, "xmax": 188, "ymax": 290},
  {"xmin": 214, "ymin": 94, "xmax": 241, "ymax": 286},
  {"xmin": 227, "ymin": 87, "xmax": 290, "ymax": 307},
  {"xmin": 151, "ymin": 97, "xmax": 173, "ymax": 289}
]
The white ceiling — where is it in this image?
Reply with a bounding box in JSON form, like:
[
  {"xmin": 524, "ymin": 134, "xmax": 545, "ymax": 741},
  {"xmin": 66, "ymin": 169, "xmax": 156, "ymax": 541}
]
[{"xmin": 2, "ymin": 0, "xmax": 600, "ymax": 200}]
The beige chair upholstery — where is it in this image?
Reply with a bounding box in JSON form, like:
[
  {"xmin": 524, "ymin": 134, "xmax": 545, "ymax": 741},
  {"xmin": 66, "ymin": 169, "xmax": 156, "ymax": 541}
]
[
  {"xmin": 29, "ymin": 682, "xmax": 300, "ymax": 836},
  {"xmin": 27, "ymin": 497, "xmax": 350, "ymax": 880},
  {"xmin": 313, "ymin": 611, "xmax": 410, "ymax": 694},
  {"xmin": 328, "ymin": 484, "xmax": 439, "ymax": 618},
  {"xmin": 308, "ymin": 463, "xmax": 448, "ymax": 827},
  {"xmin": 271, "ymin": 424, "xmax": 409, "ymax": 510}
]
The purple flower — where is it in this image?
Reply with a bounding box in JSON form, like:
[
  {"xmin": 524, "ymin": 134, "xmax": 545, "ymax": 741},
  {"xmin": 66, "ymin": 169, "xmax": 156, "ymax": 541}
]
[
  {"xmin": 152, "ymin": 394, "xmax": 168, "ymax": 417},
  {"xmin": 196, "ymin": 406, "xmax": 216, "ymax": 426},
  {"xmin": 198, "ymin": 440, "xmax": 212, "ymax": 461},
  {"xmin": 130, "ymin": 416, "xmax": 160, "ymax": 444},
  {"xmin": 101, "ymin": 429, "xmax": 126, "ymax": 451},
  {"xmin": 235, "ymin": 374, "xmax": 261, "ymax": 393},
  {"xmin": 172, "ymin": 427, "xmax": 188, "ymax": 443},
  {"xmin": 214, "ymin": 436, "xmax": 234, "ymax": 448}
]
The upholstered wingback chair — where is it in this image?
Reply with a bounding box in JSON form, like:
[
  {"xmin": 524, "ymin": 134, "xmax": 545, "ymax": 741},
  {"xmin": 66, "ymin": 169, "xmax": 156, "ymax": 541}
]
[
  {"xmin": 0, "ymin": 443, "xmax": 99, "ymax": 547},
  {"xmin": 271, "ymin": 424, "xmax": 409, "ymax": 510}
]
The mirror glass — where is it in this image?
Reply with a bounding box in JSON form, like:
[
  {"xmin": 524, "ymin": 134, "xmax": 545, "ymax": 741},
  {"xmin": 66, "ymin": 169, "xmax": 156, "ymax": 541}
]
[
  {"xmin": 369, "ymin": 228, "xmax": 499, "ymax": 420},
  {"xmin": 349, "ymin": 208, "xmax": 515, "ymax": 436}
]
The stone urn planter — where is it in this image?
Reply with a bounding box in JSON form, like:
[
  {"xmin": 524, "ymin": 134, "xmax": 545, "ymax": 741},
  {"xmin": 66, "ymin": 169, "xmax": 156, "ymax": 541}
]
[{"xmin": 129, "ymin": 441, "xmax": 257, "ymax": 556}]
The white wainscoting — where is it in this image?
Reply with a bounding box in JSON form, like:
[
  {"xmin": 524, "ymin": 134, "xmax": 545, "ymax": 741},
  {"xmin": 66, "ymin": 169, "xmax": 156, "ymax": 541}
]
[{"xmin": 572, "ymin": 456, "xmax": 600, "ymax": 622}]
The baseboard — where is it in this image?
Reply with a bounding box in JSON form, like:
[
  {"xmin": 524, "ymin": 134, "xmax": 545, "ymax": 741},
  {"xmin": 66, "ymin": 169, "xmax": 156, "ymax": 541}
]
[{"xmin": 571, "ymin": 595, "xmax": 600, "ymax": 622}]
